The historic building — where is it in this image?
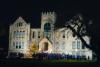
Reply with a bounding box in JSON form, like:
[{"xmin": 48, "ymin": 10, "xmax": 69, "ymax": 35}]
[
  {"xmin": 9, "ymin": 17, "xmax": 30, "ymax": 55},
  {"xmin": 8, "ymin": 12, "xmax": 92, "ymax": 60}
]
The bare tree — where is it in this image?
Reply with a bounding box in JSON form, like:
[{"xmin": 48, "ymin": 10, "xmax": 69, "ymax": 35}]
[{"xmin": 65, "ymin": 14, "xmax": 98, "ymax": 61}]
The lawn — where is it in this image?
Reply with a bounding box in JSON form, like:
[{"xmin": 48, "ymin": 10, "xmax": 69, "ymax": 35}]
[
  {"xmin": 0, "ymin": 58, "xmax": 97, "ymax": 67},
  {"xmin": 0, "ymin": 58, "xmax": 96, "ymax": 64}
]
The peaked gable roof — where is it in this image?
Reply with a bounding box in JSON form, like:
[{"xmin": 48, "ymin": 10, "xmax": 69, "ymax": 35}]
[{"xmin": 13, "ymin": 16, "xmax": 29, "ymax": 25}]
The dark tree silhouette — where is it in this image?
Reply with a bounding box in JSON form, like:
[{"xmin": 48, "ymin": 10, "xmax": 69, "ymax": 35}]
[{"xmin": 65, "ymin": 14, "xmax": 99, "ymax": 61}]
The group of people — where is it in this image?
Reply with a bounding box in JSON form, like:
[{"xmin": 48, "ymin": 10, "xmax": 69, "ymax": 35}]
[
  {"xmin": 7, "ymin": 52, "xmax": 90, "ymax": 60},
  {"xmin": 32, "ymin": 53, "xmax": 87, "ymax": 60}
]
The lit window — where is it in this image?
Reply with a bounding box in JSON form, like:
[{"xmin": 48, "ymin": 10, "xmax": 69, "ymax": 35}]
[
  {"xmin": 22, "ymin": 42, "xmax": 24, "ymax": 49},
  {"xmin": 77, "ymin": 41, "xmax": 81, "ymax": 49},
  {"xmin": 17, "ymin": 31, "xmax": 24, "ymax": 38},
  {"xmin": 72, "ymin": 41, "xmax": 76, "ymax": 49}
]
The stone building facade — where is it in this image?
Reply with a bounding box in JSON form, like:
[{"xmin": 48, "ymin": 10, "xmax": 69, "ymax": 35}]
[{"xmin": 8, "ymin": 12, "xmax": 92, "ymax": 60}]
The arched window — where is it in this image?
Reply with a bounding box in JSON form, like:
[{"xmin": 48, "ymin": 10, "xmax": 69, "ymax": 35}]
[{"xmin": 44, "ymin": 23, "xmax": 51, "ymax": 32}]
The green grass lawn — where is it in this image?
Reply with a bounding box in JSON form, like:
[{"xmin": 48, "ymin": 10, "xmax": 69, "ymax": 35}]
[{"xmin": 0, "ymin": 59, "xmax": 97, "ymax": 67}]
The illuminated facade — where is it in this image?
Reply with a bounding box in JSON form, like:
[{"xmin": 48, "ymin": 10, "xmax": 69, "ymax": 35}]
[
  {"xmin": 9, "ymin": 12, "xmax": 92, "ymax": 60},
  {"xmin": 9, "ymin": 17, "xmax": 30, "ymax": 54}
]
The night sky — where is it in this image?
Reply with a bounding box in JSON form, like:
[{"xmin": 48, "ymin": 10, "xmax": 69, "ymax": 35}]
[{"xmin": 0, "ymin": 0, "xmax": 100, "ymax": 54}]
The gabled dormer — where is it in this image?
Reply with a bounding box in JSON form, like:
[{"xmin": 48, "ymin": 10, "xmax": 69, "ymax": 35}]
[{"xmin": 12, "ymin": 16, "xmax": 30, "ymax": 28}]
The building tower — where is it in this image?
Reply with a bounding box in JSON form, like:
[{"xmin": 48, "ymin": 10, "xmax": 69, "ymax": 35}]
[
  {"xmin": 41, "ymin": 12, "xmax": 56, "ymax": 39},
  {"xmin": 39, "ymin": 12, "xmax": 56, "ymax": 53}
]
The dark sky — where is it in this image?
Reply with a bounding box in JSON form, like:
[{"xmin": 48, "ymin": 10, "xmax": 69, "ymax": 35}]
[
  {"xmin": 0, "ymin": 0, "xmax": 100, "ymax": 25},
  {"xmin": 0, "ymin": 0, "xmax": 100, "ymax": 52}
]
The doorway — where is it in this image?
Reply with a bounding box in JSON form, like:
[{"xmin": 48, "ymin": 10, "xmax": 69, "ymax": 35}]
[{"xmin": 43, "ymin": 42, "xmax": 48, "ymax": 51}]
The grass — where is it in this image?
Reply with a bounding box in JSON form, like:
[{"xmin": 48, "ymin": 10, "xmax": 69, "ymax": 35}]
[
  {"xmin": 0, "ymin": 58, "xmax": 97, "ymax": 67},
  {"xmin": 0, "ymin": 58, "xmax": 96, "ymax": 64}
]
